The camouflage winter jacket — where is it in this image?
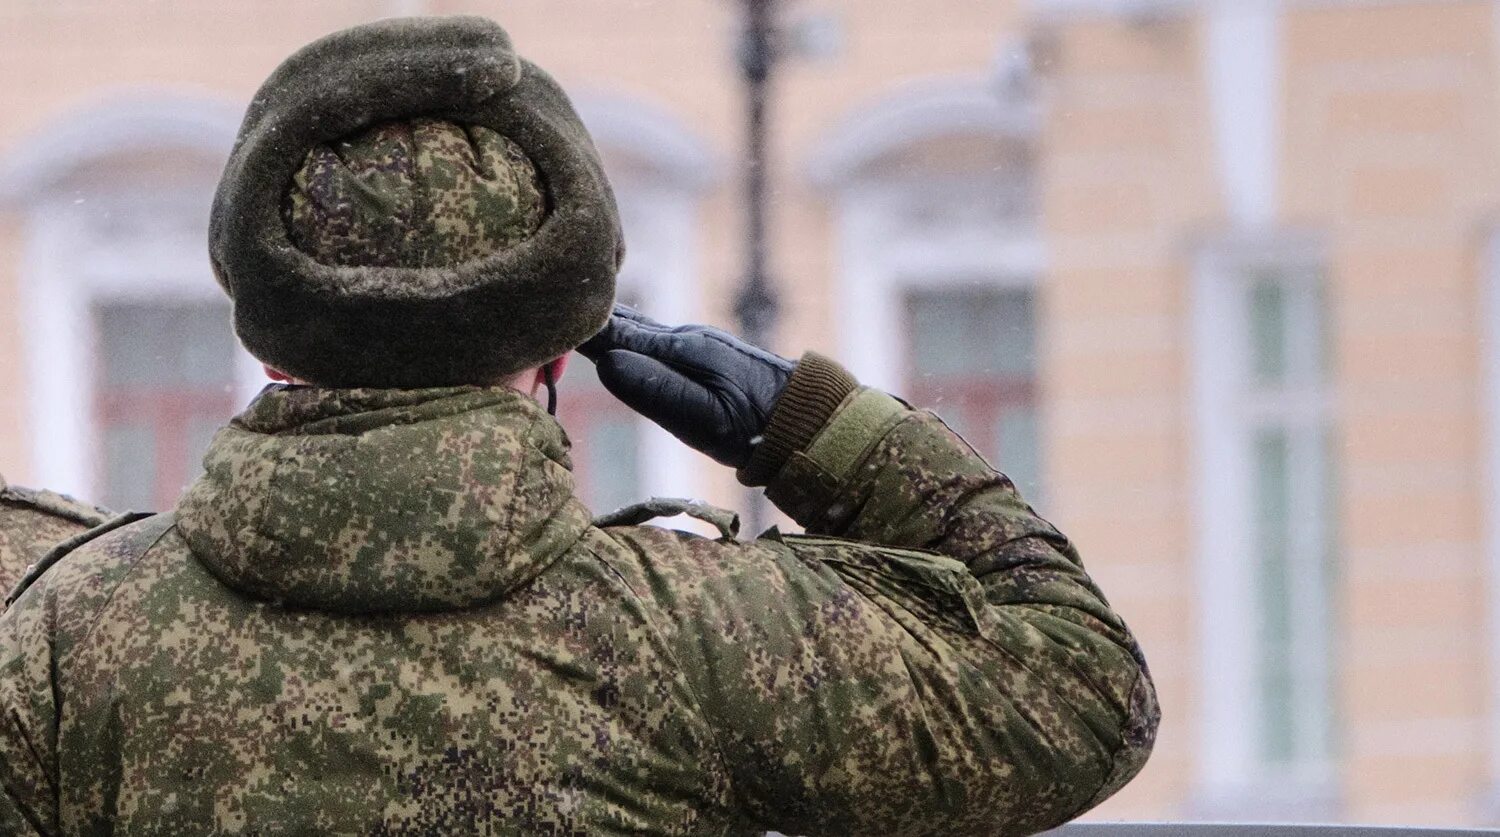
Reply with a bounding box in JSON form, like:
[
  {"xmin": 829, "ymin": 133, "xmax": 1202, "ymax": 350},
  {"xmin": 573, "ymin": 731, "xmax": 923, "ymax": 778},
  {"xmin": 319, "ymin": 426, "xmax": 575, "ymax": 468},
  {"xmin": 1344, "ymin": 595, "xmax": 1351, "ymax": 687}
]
[
  {"xmin": 0, "ymin": 364, "xmax": 1158, "ymax": 836},
  {"xmin": 0, "ymin": 477, "xmax": 110, "ymax": 605}
]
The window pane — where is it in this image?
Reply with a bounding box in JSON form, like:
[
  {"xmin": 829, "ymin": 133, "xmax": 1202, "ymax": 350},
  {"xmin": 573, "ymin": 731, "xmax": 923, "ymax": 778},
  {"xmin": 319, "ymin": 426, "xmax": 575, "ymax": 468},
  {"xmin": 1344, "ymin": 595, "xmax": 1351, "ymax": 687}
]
[
  {"xmin": 997, "ymin": 406, "xmax": 1041, "ymax": 502},
  {"xmin": 1287, "ymin": 426, "xmax": 1337, "ymax": 768},
  {"xmin": 1254, "ymin": 419, "xmax": 1337, "ymax": 773},
  {"xmin": 1250, "ymin": 277, "xmax": 1287, "ymax": 386},
  {"xmin": 1310, "ymin": 425, "xmax": 1339, "ymax": 764},
  {"xmin": 102, "ymin": 422, "xmax": 157, "ymax": 511},
  {"xmin": 178, "ymin": 307, "xmax": 237, "ymax": 387},
  {"xmin": 1254, "ymin": 426, "xmax": 1296, "ymax": 765},
  {"xmin": 910, "ymin": 293, "xmax": 972, "ymax": 378},
  {"xmin": 909, "ymin": 288, "xmax": 1035, "ymax": 378},
  {"xmin": 560, "ymin": 353, "xmax": 643, "ymax": 513},
  {"xmin": 96, "ymin": 305, "xmax": 155, "ymax": 387},
  {"xmin": 1307, "ymin": 280, "xmax": 1331, "ymax": 385},
  {"xmin": 583, "ymin": 416, "xmax": 642, "ymax": 515},
  {"xmin": 988, "ymin": 290, "xmax": 1036, "ymax": 377},
  {"xmin": 1244, "ymin": 263, "xmax": 1337, "ymax": 777},
  {"xmin": 906, "ymin": 286, "xmax": 1042, "ymax": 499},
  {"xmin": 96, "ymin": 302, "xmax": 234, "ymax": 387},
  {"xmin": 94, "ymin": 300, "xmax": 237, "ymax": 511}
]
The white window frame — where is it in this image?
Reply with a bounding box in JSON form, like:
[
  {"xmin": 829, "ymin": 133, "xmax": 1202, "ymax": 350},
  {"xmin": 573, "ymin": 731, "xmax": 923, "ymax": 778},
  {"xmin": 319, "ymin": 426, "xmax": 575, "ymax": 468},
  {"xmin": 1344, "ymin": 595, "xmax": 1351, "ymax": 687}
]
[
  {"xmin": 20, "ymin": 189, "xmax": 265, "ymax": 504},
  {"xmin": 0, "ymin": 94, "xmax": 252, "ymax": 502},
  {"xmin": 830, "ymin": 175, "xmax": 1044, "ymax": 394},
  {"xmin": 1191, "ymin": 232, "xmax": 1340, "ymax": 819},
  {"xmin": 808, "ymin": 77, "xmax": 1044, "ymax": 393}
]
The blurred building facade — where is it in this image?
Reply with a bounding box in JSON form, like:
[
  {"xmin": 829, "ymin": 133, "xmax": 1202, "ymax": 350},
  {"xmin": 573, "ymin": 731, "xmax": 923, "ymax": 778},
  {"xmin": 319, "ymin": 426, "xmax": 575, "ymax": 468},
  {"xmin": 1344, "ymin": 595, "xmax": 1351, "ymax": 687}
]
[{"xmin": 0, "ymin": 0, "xmax": 1495, "ymax": 827}]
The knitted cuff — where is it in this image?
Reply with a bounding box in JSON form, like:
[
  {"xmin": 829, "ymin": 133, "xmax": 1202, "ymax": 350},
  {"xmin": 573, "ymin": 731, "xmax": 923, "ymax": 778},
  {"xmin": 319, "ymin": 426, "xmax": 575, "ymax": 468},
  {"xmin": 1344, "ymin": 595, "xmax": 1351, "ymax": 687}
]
[{"xmin": 737, "ymin": 351, "xmax": 860, "ymax": 487}]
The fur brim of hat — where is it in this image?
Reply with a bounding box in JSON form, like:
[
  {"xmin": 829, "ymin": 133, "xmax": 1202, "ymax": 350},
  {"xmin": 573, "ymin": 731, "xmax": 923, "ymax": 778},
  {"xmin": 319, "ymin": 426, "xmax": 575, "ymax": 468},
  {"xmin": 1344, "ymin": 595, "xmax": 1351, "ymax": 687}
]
[{"xmin": 210, "ymin": 16, "xmax": 622, "ymax": 388}]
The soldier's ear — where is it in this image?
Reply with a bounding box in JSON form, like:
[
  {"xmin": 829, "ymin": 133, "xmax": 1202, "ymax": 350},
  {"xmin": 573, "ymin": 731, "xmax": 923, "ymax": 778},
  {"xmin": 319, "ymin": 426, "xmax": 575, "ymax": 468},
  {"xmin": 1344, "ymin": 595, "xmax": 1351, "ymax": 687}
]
[
  {"xmin": 263, "ymin": 365, "xmax": 297, "ymax": 384},
  {"xmin": 510, "ymin": 357, "xmax": 567, "ymax": 397},
  {"xmin": 547, "ymin": 355, "xmax": 569, "ymax": 384}
]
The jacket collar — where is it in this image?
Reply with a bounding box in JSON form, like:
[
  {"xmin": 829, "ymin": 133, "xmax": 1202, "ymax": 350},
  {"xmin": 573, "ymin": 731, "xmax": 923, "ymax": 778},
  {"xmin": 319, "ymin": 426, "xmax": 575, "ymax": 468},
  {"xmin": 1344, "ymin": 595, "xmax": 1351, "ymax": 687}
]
[{"xmin": 177, "ymin": 385, "xmax": 591, "ymax": 614}]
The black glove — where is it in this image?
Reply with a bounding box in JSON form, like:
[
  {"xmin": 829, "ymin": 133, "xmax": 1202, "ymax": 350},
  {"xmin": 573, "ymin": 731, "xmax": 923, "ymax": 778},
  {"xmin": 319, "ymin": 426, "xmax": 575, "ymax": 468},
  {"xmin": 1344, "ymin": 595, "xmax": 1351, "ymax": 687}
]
[{"xmin": 577, "ymin": 305, "xmax": 794, "ymax": 468}]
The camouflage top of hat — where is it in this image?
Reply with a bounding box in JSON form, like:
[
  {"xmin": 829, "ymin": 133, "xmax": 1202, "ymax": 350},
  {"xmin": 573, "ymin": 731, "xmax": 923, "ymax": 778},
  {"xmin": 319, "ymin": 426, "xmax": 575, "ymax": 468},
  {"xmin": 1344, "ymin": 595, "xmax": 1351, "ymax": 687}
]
[
  {"xmin": 282, "ymin": 119, "xmax": 546, "ymax": 271},
  {"xmin": 0, "ymin": 16, "xmax": 1158, "ymax": 836}
]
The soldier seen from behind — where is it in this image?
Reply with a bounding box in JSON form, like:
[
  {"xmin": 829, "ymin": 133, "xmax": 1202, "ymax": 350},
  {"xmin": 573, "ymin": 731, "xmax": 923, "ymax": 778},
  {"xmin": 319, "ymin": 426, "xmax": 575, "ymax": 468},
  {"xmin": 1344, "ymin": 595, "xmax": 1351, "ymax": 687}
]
[{"xmin": 0, "ymin": 17, "xmax": 1158, "ymax": 836}]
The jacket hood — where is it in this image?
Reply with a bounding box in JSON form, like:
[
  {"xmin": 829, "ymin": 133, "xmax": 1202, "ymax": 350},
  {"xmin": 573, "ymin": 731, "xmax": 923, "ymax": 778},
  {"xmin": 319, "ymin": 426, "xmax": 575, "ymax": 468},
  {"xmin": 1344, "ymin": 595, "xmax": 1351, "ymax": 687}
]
[{"xmin": 177, "ymin": 385, "xmax": 592, "ymax": 614}]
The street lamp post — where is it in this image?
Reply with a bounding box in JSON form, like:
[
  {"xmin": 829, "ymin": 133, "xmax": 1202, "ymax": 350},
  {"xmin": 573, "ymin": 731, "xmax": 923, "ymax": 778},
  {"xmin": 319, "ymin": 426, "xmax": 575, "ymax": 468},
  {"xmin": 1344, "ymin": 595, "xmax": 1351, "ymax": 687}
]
[
  {"xmin": 733, "ymin": 0, "xmax": 783, "ymax": 533},
  {"xmin": 733, "ymin": 0, "xmax": 781, "ymax": 350}
]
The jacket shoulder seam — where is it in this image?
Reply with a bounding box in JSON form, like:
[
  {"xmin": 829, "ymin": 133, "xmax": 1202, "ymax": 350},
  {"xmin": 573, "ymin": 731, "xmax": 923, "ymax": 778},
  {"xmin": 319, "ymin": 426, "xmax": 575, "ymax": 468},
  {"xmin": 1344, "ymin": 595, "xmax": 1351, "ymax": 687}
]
[
  {"xmin": 0, "ymin": 486, "xmax": 110, "ymax": 528},
  {"xmin": 63, "ymin": 516, "xmax": 180, "ymax": 682},
  {"xmin": 5, "ymin": 512, "xmax": 155, "ymax": 607}
]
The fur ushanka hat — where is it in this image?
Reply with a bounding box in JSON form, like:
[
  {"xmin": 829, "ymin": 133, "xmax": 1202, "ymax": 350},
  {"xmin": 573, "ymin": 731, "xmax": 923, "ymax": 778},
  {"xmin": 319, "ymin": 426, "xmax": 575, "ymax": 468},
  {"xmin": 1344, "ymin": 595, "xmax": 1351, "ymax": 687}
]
[{"xmin": 209, "ymin": 16, "xmax": 623, "ymax": 388}]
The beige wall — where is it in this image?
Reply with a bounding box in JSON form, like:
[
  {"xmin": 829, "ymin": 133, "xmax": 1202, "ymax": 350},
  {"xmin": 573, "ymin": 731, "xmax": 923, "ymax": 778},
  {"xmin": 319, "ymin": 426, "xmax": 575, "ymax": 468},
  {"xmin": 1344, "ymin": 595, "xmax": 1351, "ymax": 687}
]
[
  {"xmin": 1039, "ymin": 13, "xmax": 1217, "ymax": 818},
  {"xmin": 1034, "ymin": 0, "xmax": 1500, "ymax": 825},
  {"xmin": 4, "ymin": 0, "xmax": 1500, "ymax": 827},
  {"xmin": 0, "ymin": 2, "xmax": 389, "ymax": 151},
  {"xmin": 1281, "ymin": 1, "xmax": 1500, "ymax": 821}
]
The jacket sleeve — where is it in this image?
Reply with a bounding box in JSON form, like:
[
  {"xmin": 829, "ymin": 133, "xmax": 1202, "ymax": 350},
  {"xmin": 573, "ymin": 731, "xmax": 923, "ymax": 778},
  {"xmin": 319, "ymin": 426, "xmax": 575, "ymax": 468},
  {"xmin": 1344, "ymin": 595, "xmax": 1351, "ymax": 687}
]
[
  {"xmin": 0, "ymin": 515, "xmax": 152, "ymax": 837},
  {"xmin": 0, "ymin": 584, "xmax": 60, "ymax": 836},
  {"xmin": 606, "ymin": 353, "xmax": 1159, "ymax": 837}
]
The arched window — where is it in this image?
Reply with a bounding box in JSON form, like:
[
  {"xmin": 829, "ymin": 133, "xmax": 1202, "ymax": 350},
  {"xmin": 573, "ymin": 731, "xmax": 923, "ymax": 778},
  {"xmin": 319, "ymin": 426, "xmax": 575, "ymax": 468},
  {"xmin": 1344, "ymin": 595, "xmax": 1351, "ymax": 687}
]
[
  {"xmin": 809, "ymin": 77, "xmax": 1044, "ymax": 497},
  {"xmin": 0, "ymin": 93, "xmax": 257, "ymax": 511}
]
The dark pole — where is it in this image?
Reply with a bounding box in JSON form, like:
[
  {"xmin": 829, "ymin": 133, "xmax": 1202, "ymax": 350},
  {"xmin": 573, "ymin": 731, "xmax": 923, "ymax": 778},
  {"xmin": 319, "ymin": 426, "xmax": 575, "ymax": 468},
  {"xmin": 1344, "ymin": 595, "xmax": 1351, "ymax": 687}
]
[
  {"xmin": 734, "ymin": 0, "xmax": 782, "ymax": 533},
  {"xmin": 735, "ymin": 0, "xmax": 786, "ymax": 534},
  {"xmin": 735, "ymin": 0, "xmax": 780, "ymax": 348}
]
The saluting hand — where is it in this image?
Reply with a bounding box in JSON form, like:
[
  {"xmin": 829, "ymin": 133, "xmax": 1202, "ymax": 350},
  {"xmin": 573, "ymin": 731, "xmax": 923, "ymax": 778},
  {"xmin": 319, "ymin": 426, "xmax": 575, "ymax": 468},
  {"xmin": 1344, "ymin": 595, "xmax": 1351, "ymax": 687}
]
[{"xmin": 577, "ymin": 305, "xmax": 794, "ymax": 469}]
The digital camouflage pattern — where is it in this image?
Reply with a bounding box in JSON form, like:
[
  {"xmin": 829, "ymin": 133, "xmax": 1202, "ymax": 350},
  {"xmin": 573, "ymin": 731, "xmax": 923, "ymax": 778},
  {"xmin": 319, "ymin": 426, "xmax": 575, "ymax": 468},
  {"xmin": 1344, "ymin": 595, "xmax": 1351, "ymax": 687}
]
[
  {"xmin": 283, "ymin": 118, "xmax": 547, "ymax": 269},
  {"xmin": 0, "ymin": 476, "xmax": 110, "ymax": 603},
  {"xmin": 0, "ymin": 377, "xmax": 1157, "ymax": 835}
]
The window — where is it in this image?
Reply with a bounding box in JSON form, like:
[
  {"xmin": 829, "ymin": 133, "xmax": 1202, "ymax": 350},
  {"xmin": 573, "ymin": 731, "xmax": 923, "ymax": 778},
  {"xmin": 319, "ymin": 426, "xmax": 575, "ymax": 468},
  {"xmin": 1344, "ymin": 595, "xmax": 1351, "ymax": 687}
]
[
  {"xmin": 93, "ymin": 301, "xmax": 237, "ymax": 511},
  {"xmin": 1193, "ymin": 243, "xmax": 1338, "ymax": 813},
  {"xmin": 906, "ymin": 287, "xmax": 1042, "ymax": 499},
  {"xmin": 557, "ymin": 357, "xmax": 643, "ymax": 515},
  {"xmin": 1243, "ymin": 271, "xmax": 1336, "ymax": 774},
  {"xmin": 810, "ymin": 81, "xmax": 1044, "ymax": 509}
]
